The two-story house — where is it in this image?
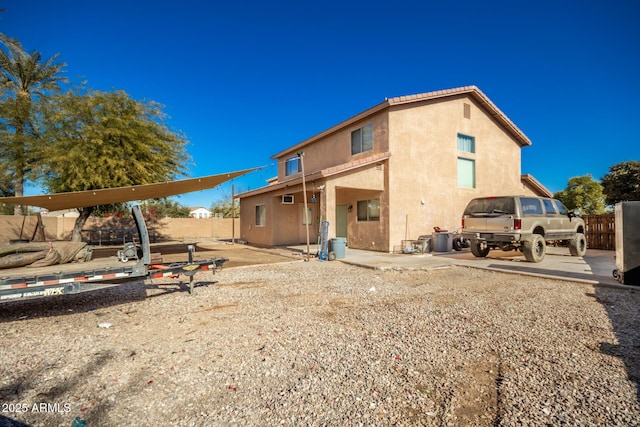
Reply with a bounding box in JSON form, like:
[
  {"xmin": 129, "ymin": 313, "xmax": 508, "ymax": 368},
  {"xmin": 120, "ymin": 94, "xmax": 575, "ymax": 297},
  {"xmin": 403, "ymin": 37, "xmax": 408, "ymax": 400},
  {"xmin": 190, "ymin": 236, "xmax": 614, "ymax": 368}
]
[{"xmin": 238, "ymin": 86, "xmax": 551, "ymax": 252}]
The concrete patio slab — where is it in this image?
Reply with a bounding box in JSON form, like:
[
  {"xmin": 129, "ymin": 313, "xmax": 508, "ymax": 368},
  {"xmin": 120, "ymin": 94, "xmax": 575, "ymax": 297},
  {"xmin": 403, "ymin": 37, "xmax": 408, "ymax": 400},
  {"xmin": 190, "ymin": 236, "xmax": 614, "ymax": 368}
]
[{"xmin": 288, "ymin": 244, "xmax": 629, "ymax": 289}]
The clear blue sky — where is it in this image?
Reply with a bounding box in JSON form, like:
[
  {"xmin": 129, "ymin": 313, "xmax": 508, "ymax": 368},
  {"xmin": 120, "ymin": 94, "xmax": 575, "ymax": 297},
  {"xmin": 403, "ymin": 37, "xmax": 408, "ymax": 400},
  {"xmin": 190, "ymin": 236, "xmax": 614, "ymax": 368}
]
[{"xmin": 3, "ymin": 0, "xmax": 639, "ymax": 208}]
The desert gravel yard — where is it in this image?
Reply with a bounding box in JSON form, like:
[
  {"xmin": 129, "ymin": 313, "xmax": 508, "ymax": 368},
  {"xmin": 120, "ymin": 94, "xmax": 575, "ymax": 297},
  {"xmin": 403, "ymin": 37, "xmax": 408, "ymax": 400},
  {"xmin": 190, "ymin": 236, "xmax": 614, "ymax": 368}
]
[{"xmin": 1, "ymin": 260, "xmax": 639, "ymax": 426}]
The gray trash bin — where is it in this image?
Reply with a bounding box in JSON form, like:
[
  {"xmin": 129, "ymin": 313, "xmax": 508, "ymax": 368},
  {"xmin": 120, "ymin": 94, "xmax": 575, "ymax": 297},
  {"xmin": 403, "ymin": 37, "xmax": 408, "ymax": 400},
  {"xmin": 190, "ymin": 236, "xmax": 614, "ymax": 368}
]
[
  {"xmin": 330, "ymin": 238, "xmax": 346, "ymax": 259},
  {"xmin": 432, "ymin": 232, "xmax": 452, "ymax": 252}
]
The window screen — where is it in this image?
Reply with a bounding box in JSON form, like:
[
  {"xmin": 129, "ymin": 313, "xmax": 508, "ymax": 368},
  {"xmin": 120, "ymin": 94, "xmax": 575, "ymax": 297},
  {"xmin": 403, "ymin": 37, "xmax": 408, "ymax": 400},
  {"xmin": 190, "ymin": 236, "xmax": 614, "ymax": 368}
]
[{"xmin": 457, "ymin": 133, "xmax": 475, "ymax": 153}]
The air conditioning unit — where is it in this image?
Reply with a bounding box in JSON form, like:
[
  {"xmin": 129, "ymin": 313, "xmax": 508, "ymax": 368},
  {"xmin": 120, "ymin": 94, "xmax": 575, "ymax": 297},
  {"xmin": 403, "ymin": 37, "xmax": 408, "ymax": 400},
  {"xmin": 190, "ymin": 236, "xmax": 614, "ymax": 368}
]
[{"xmin": 282, "ymin": 194, "xmax": 294, "ymax": 204}]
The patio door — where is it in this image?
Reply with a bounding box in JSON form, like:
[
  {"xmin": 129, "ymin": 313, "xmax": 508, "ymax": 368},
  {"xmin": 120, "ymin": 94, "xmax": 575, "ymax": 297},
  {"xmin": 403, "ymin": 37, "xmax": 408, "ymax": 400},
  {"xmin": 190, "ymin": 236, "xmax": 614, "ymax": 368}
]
[{"xmin": 336, "ymin": 204, "xmax": 348, "ymax": 238}]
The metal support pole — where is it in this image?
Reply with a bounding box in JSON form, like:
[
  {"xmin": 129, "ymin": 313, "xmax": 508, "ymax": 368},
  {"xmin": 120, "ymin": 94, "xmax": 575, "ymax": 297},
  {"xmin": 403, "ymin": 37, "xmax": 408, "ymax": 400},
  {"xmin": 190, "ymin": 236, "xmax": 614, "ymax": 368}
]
[{"xmin": 298, "ymin": 151, "xmax": 310, "ymax": 262}]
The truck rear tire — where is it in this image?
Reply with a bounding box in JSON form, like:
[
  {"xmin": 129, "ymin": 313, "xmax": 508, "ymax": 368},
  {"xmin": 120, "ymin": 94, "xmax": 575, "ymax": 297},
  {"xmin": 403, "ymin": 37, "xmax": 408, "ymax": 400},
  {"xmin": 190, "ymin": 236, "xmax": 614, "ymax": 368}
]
[
  {"xmin": 569, "ymin": 233, "xmax": 587, "ymax": 257},
  {"xmin": 470, "ymin": 241, "xmax": 490, "ymax": 258},
  {"xmin": 523, "ymin": 234, "xmax": 546, "ymax": 263}
]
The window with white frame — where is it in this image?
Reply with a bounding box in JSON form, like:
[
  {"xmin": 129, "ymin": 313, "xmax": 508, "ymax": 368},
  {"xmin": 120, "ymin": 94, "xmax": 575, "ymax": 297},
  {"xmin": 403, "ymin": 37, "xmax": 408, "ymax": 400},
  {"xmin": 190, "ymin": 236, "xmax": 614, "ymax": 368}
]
[
  {"xmin": 357, "ymin": 199, "xmax": 380, "ymax": 221},
  {"xmin": 285, "ymin": 156, "xmax": 301, "ymax": 176},
  {"xmin": 457, "ymin": 157, "xmax": 476, "ymax": 188},
  {"xmin": 255, "ymin": 204, "xmax": 266, "ymax": 226},
  {"xmin": 457, "ymin": 133, "xmax": 475, "ymax": 153},
  {"xmin": 351, "ymin": 124, "xmax": 373, "ymax": 155}
]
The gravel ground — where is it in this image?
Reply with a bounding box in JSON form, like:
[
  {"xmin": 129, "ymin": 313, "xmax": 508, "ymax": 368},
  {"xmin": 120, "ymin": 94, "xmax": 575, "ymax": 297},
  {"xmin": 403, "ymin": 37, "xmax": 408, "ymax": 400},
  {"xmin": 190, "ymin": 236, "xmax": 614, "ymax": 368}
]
[{"xmin": 1, "ymin": 260, "xmax": 639, "ymax": 426}]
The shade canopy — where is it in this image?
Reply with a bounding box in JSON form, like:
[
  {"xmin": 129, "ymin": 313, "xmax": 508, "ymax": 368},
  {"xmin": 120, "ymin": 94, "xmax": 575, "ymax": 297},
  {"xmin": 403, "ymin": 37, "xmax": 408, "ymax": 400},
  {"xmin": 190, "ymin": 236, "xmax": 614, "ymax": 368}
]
[{"xmin": 0, "ymin": 167, "xmax": 260, "ymax": 211}]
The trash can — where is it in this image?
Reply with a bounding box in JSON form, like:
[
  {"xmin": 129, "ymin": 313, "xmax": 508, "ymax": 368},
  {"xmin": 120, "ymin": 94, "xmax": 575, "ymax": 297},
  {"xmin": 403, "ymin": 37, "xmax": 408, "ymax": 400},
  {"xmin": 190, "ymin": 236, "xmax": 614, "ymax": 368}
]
[
  {"xmin": 330, "ymin": 238, "xmax": 346, "ymax": 259},
  {"xmin": 432, "ymin": 232, "xmax": 452, "ymax": 252}
]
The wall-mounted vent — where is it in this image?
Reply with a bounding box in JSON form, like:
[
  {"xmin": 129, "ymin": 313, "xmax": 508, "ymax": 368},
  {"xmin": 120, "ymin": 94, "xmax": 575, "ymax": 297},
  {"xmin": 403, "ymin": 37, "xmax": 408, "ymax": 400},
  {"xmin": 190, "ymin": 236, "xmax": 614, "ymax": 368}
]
[
  {"xmin": 282, "ymin": 194, "xmax": 294, "ymax": 204},
  {"xmin": 463, "ymin": 103, "xmax": 471, "ymax": 119}
]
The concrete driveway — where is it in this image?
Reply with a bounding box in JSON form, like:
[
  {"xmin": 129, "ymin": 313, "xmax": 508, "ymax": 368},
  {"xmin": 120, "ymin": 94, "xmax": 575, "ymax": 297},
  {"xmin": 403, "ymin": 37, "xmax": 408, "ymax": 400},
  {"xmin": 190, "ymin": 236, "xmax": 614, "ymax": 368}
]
[{"xmin": 329, "ymin": 246, "xmax": 624, "ymax": 288}]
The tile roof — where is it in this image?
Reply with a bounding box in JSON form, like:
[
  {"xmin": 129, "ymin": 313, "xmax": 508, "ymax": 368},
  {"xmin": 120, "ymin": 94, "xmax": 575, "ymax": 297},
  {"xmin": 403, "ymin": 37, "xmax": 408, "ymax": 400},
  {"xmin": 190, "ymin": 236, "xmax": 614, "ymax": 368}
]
[
  {"xmin": 238, "ymin": 152, "xmax": 391, "ymax": 198},
  {"xmin": 521, "ymin": 174, "xmax": 553, "ymax": 198},
  {"xmin": 272, "ymin": 85, "xmax": 531, "ymax": 160}
]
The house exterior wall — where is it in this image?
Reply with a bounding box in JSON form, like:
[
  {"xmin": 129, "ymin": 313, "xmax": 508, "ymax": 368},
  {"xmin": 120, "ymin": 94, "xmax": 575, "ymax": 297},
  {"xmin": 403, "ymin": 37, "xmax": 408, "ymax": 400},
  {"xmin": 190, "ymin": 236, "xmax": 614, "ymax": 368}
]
[
  {"xmin": 386, "ymin": 96, "xmax": 537, "ymax": 249},
  {"xmin": 189, "ymin": 207, "xmax": 212, "ymax": 218},
  {"xmin": 327, "ymin": 162, "xmax": 388, "ymax": 251},
  {"xmin": 239, "ymin": 184, "xmax": 322, "ymax": 247},
  {"xmin": 276, "ymin": 113, "xmax": 390, "ymax": 183},
  {"xmin": 239, "ymin": 87, "xmax": 544, "ymax": 251}
]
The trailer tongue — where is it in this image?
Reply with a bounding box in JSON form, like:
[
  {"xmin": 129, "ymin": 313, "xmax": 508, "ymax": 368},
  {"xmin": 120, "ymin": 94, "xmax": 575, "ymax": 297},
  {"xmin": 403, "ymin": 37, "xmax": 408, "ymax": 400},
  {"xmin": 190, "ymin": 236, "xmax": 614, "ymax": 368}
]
[{"xmin": 0, "ymin": 205, "xmax": 227, "ymax": 303}]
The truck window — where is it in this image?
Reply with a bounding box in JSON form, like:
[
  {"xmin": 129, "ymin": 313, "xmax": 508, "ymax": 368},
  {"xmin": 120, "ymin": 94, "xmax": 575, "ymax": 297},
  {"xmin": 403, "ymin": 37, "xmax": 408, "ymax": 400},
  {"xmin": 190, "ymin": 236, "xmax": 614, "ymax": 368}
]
[
  {"xmin": 464, "ymin": 197, "xmax": 515, "ymax": 216},
  {"xmin": 520, "ymin": 198, "xmax": 543, "ymax": 215},
  {"xmin": 543, "ymin": 199, "xmax": 557, "ymax": 215},
  {"xmin": 554, "ymin": 200, "xmax": 569, "ymax": 215}
]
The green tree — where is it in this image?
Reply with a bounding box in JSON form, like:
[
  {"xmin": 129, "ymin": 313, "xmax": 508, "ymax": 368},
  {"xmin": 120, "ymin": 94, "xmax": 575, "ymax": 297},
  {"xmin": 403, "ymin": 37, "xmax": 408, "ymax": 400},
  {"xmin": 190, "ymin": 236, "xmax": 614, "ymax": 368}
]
[
  {"xmin": 0, "ymin": 172, "xmax": 14, "ymax": 214},
  {"xmin": 601, "ymin": 161, "xmax": 640, "ymax": 206},
  {"xmin": 140, "ymin": 198, "xmax": 190, "ymax": 218},
  {"xmin": 210, "ymin": 199, "xmax": 239, "ymax": 218},
  {"xmin": 0, "ymin": 88, "xmax": 14, "ymax": 214},
  {"xmin": 0, "ymin": 34, "xmax": 67, "ymax": 215},
  {"xmin": 554, "ymin": 174, "xmax": 606, "ymax": 214},
  {"xmin": 40, "ymin": 88, "xmax": 191, "ymax": 241}
]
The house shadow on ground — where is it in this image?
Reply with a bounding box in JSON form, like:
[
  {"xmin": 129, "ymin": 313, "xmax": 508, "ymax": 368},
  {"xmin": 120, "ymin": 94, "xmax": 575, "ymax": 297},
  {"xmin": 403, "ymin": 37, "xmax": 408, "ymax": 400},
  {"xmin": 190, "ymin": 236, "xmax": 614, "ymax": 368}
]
[{"xmin": 592, "ymin": 284, "xmax": 640, "ymax": 402}]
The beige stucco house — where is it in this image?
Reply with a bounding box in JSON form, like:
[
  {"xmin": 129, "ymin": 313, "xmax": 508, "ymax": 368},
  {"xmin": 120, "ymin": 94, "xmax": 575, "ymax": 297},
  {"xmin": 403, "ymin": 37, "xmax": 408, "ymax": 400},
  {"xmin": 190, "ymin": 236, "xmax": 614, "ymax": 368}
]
[{"xmin": 238, "ymin": 86, "xmax": 551, "ymax": 252}]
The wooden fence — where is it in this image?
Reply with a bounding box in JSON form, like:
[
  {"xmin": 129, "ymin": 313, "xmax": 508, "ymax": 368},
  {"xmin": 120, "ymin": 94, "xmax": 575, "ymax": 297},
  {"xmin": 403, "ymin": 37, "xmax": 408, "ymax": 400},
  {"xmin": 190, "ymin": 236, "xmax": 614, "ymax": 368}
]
[{"xmin": 583, "ymin": 214, "xmax": 615, "ymax": 250}]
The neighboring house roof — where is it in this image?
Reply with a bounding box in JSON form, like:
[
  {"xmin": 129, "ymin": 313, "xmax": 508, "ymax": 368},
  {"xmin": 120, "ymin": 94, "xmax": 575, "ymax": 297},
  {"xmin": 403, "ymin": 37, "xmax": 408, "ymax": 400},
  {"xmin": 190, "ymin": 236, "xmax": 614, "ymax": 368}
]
[
  {"xmin": 521, "ymin": 174, "xmax": 553, "ymax": 198},
  {"xmin": 189, "ymin": 207, "xmax": 210, "ymax": 212},
  {"xmin": 272, "ymin": 86, "xmax": 532, "ymax": 160}
]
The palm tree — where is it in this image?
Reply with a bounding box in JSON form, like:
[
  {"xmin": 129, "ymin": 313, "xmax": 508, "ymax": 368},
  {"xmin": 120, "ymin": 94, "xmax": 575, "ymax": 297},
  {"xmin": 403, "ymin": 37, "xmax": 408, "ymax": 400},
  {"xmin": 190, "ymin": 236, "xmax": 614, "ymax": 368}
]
[{"xmin": 0, "ymin": 33, "xmax": 67, "ymax": 215}]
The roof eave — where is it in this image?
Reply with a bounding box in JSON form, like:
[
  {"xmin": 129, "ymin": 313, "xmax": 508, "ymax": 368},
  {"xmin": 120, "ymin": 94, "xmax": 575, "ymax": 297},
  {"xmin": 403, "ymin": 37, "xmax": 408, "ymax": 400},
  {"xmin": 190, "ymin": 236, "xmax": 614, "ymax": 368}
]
[
  {"xmin": 271, "ymin": 100, "xmax": 391, "ymax": 160},
  {"xmin": 521, "ymin": 174, "xmax": 553, "ymax": 198},
  {"xmin": 272, "ymin": 86, "xmax": 531, "ymax": 161}
]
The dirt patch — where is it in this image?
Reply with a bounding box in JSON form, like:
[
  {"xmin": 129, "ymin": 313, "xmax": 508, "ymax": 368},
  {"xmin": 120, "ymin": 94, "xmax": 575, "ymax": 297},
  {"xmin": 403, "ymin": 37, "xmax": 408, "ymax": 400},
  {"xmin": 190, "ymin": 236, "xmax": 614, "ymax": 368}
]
[
  {"xmin": 0, "ymin": 254, "xmax": 638, "ymax": 426},
  {"xmin": 92, "ymin": 240, "xmax": 300, "ymax": 268}
]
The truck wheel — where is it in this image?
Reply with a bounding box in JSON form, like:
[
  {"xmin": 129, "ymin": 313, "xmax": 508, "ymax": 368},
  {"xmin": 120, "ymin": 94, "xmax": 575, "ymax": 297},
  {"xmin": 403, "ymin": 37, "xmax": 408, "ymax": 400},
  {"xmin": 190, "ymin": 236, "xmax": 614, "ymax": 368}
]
[
  {"xmin": 569, "ymin": 233, "xmax": 587, "ymax": 257},
  {"xmin": 523, "ymin": 234, "xmax": 546, "ymax": 262},
  {"xmin": 470, "ymin": 242, "xmax": 489, "ymax": 258}
]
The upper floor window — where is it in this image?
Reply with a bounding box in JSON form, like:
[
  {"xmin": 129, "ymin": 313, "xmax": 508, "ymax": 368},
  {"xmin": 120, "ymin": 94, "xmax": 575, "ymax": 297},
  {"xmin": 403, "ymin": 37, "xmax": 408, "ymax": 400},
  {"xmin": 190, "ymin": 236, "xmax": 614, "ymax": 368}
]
[
  {"xmin": 285, "ymin": 156, "xmax": 302, "ymax": 176},
  {"xmin": 351, "ymin": 124, "xmax": 373, "ymax": 155},
  {"xmin": 457, "ymin": 133, "xmax": 475, "ymax": 153},
  {"xmin": 457, "ymin": 157, "xmax": 476, "ymax": 188}
]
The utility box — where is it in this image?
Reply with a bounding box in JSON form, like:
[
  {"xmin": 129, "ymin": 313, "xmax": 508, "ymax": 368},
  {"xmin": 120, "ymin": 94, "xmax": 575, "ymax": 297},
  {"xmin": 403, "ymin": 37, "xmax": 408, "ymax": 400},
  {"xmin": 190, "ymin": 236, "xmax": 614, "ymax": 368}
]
[
  {"xmin": 614, "ymin": 201, "xmax": 640, "ymax": 285},
  {"xmin": 417, "ymin": 236, "xmax": 432, "ymax": 253}
]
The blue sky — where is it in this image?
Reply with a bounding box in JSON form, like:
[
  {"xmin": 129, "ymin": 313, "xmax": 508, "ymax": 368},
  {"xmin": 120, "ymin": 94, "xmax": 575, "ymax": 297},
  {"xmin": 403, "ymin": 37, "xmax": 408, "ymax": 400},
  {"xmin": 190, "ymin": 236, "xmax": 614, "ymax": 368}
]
[{"xmin": 3, "ymin": 0, "xmax": 639, "ymax": 208}]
